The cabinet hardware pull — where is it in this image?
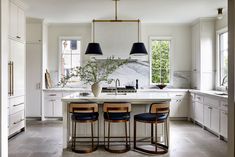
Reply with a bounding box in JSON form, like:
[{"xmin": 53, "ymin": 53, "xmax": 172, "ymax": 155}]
[
  {"xmin": 13, "ymin": 119, "xmax": 24, "ymax": 125},
  {"xmin": 13, "ymin": 103, "xmax": 24, "ymax": 107},
  {"xmin": 16, "ymin": 36, "xmax": 21, "ymax": 39},
  {"xmin": 223, "ymin": 104, "xmax": 228, "ymax": 107},
  {"xmin": 49, "ymin": 94, "xmax": 57, "ymax": 96},
  {"xmin": 176, "ymin": 95, "xmax": 183, "ymax": 97}
]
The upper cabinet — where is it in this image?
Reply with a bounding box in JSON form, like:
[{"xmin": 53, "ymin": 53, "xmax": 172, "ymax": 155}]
[
  {"xmin": 9, "ymin": 0, "xmax": 26, "ymax": 42},
  {"xmin": 26, "ymin": 19, "xmax": 42, "ymax": 43},
  {"xmin": 191, "ymin": 19, "xmax": 215, "ymax": 90}
]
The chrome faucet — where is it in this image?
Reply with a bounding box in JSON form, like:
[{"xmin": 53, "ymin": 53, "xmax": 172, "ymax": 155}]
[{"xmin": 115, "ymin": 79, "xmax": 120, "ymax": 95}]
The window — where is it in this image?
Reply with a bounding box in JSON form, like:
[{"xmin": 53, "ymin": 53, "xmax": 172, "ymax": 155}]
[
  {"xmin": 150, "ymin": 38, "xmax": 171, "ymax": 84},
  {"xmin": 217, "ymin": 31, "xmax": 228, "ymax": 87},
  {"xmin": 59, "ymin": 38, "xmax": 81, "ymax": 81}
]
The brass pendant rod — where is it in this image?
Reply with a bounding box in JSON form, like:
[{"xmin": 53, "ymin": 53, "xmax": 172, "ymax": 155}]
[
  {"xmin": 115, "ymin": 0, "xmax": 118, "ymax": 20},
  {"xmin": 92, "ymin": 20, "xmax": 95, "ymax": 42},
  {"xmin": 93, "ymin": 19, "xmax": 140, "ymax": 23},
  {"xmin": 138, "ymin": 20, "xmax": 140, "ymax": 42}
]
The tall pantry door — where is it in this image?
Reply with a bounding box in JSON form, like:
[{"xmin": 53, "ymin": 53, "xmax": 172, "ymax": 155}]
[{"xmin": 26, "ymin": 43, "xmax": 42, "ymax": 117}]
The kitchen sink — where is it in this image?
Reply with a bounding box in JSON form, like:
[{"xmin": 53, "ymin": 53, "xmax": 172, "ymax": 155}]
[{"xmin": 214, "ymin": 92, "xmax": 228, "ymax": 96}]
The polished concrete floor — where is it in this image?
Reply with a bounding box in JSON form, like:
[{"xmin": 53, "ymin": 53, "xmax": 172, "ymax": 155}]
[{"xmin": 8, "ymin": 121, "xmax": 227, "ymax": 157}]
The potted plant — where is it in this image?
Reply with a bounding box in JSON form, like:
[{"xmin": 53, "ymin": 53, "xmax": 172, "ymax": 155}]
[{"xmin": 58, "ymin": 57, "xmax": 129, "ymax": 97}]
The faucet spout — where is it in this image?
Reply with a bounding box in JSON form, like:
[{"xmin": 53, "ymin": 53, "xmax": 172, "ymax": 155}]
[{"xmin": 115, "ymin": 79, "xmax": 120, "ymax": 95}]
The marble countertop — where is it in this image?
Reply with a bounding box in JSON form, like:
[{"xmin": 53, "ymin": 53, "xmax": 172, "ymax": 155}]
[
  {"xmin": 189, "ymin": 89, "xmax": 228, "ymax": 99},
  {"xmin": 61, "ymin": 92, "xmax": 171, "ymax": 104}
]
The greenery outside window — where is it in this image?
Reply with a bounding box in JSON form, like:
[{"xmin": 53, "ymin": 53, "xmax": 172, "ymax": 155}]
[
  {"xmin": 217, "ymin": 30, "xmax": 228, "ymax": 88},
  {"xmin": 59, "ymin": 37, "xmax": 81, "ymax": 82},
  {"xmin": 150, "ymin": 38, "xmax": 171, "ymax": 85}
]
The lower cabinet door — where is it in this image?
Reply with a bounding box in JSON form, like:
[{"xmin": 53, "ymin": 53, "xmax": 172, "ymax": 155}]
[
  {"xmin": 170, "ymin": 99, "xmax": 179, "ymax": 117},
  {"xmin": 203, "ymin": 105, "xmax": 210, "ymax": 128},
  {"xmin": 195, "ymin": 102, "xmax": 203, "ymax": 124},
  {"xmin": 53, "ymin": 99, "xmax": 62, "ymax": 117},
  {"xmin": 211, "ymin": 108, "xmax": 220, "ymax": 133},
  {"xmin": 220, "ymin": 110, "xmax": 228, "ymax": 138},
  {"xmin": 44, "ymin": 99, "xmax": 62, "ymax": 117},
  {"xmin": 44, "ymin": 99, "xmax": 54, "ymax": 117}
]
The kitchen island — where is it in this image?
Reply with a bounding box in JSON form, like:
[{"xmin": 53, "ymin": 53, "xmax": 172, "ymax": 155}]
[{"xmin": 62, "ymin": 92, "xmax": 171, "ymax": 148}]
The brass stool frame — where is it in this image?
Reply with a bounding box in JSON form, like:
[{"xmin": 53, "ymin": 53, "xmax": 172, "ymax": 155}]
[
  {"xmin": 70, "ymin": 103, "xmax": 99, "ymax": 153},
  {"xmin": 103, "ymin": 103, "xmax": 131, "ymax": 153},
  {"xmin": 134, "ymin": 103, "xmax": 169, "ymax": 154}
]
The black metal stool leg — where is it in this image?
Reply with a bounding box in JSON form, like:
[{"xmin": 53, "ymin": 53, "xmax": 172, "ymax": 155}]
[
  {"xmin": 134, "ymin": 120, "xmax": 137, "ymax": 149},
  {"xmin": 155, "ymin": 122, "xmax": 158, "ymax": 153}
]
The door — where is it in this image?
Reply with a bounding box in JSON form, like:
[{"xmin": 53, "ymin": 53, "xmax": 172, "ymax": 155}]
[
  {"xmin": 26, "ymin": 43, "xmax": 42, "ymax": 117},
  {"xmin": 44, "ymin": 99, "xmax": 54, "ymax": 117},
  {"xmin": 10, "ymin": 40, "xmax": 25, "ymax": 97}
]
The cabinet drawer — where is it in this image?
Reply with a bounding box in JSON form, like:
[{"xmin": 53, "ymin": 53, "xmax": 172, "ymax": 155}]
[
  {"xmin": 9, "ymin": 96, "xmax": 24, "ymax": 115},
  {"xmin": 195, "ymin": 94, "xmax": 203, "ymax": 103},
  {"xmin": 169, "ymin": 92, "xmax": 186, "ymax": 99},
  {"xmin": 204, "ymin": 97, "xmax": 219, "ymax": 108},
  {"xmin": 220, "ymin": 101, "xmax": 228, "ymax": 111},
  {"xmin": 9, "ymin": 110, "xmax": 24, "ymax": 127},
  {"xmin": 9, "ymin": 115, "xmax": 25, "ymax": 136},
  {"xmin": 44, "ymin": 92, "xmax": 63, "ymax": 99}
]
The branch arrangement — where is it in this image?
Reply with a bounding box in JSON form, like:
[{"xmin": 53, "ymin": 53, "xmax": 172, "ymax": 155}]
[{"xmin": 58, "ymin": 56, "xmax": 129, "ymax": 87}]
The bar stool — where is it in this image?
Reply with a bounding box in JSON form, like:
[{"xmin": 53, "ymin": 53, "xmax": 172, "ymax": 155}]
[
  {"xmin": 69, "ymin": 103, "xmax": 99, "ymax": 153},
  {"xmin": 103, "ymin": 102, "xmax": 131, "ymax": 153},
  {"xmin": 134, "ymin": 103, "xmax": 170, "ymax": 154}
]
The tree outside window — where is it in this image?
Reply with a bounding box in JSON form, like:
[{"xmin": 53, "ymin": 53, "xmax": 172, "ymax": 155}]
[
  {"xmin": 151, "ymin": 40, "xmax": 171, "ymax": 84},
  {"xmin": 219, "ymin": 32, "xmax": 228, "ymax": 87}
]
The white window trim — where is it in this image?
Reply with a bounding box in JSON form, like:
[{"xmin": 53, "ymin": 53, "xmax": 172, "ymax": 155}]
[
  {"xmin": 58, "ymin": 36, "xmax": 82, "ymax": 81},
  {"xmin": 149, "ymin": 36, "xmax": 174, "ymax": 86},
  {"xmin": 216, "ymin": 27, "xmax": 228, "ymax": 90}
]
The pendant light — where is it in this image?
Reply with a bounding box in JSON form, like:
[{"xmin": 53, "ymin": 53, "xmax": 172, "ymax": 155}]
[
  {"xmin": 130, "ymin": 20, "xmax": 148, "ymax": 56},
  {"xmin": 85, "ymin": 20, "xmax": 103, "ymax": 55}
]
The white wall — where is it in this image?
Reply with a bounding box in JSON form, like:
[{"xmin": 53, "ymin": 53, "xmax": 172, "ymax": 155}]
[
  {"xmin": 0, "ymin": 0, "xmax": 9, "ymax": 156},
  {"xmin": 47, "ymin": 23, "xmax": 192, "ymax": 88},
  {"xmin": 142, "ymin": 23, "xmax": 192, "ymax": 71}
]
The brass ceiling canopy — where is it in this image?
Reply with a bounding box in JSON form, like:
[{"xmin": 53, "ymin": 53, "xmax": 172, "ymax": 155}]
[{"xmin": 93, "ymin": 0, "xmax": 139, "ymax": 23}]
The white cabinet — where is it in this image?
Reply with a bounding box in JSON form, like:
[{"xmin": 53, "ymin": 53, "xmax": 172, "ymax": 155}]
[
  {"xmin": 44, "ymin": 92, "xmax": 63, "ymax": 118},
  {"xmin": 9, "ymin": 1, "xmax": 25, "ymax": 42},
  {"xmin": 189, "ymin": 93, "xmax": 195, "ymax": 119},
  {"xmin": 8, "ymin": 0, "xmax": 26, "ymax": 137},
  {"xmin": 169, "ymin": 92, "xmax": 188, "ymax": 118},
  {"xmin": 194, "ymin": 101, "xmax": 203, "ymax": 124},
  {"xmin": 220, "ymin": 100, "xmax": 228, "ymax": 139},
  {"xmin": 203, "ymin": 104, "xmax": 220, "ymax": 133},
  {"xmin": 220, "ymin": 110, "xmax": 228, "ymax": 139},
  {"xmin": 9, "ymin": 40, "xmax": 25, "ymax": 97},
  {"xmin": 191, "ymin": 19, "xmax": 215, "ymax": 90},
  {"xmin": 8, "ymin": 96, "xmax": 25, "ymax": 136},
  {"xmin": 26, "ymin": 21, "xmax": 42, "ymax": 43}
]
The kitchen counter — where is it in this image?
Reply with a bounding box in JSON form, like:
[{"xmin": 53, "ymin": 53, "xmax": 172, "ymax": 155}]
[
  {"xmin": 189, "ymin": 89, "xmax": 228, "ymax": 99},
  {"xmin": 61, "ymin": 92, "xmax": 171, "ymax": 149}
]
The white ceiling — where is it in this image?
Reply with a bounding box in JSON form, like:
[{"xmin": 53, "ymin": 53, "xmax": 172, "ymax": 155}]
[{"xmin": 22, "ymin": 0, "xmax": 227, "ymax": 24}]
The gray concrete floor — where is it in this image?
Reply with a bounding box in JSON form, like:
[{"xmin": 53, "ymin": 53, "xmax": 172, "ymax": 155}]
[{"xmin": 8, "ymin": 121, "xmax": 227, "ymax": 157}]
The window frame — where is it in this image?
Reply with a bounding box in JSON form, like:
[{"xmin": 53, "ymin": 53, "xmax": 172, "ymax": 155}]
[
  {"xmin": 216, "ymin": 27, "xmax": 228, "ymax": 90},
  {"xmin": 58, "ymin": 36, "xmax": 82, "ymax": 81},
  {"xmin": 149, "ymin": 36, "xmax": 174, "ymax": 86}
]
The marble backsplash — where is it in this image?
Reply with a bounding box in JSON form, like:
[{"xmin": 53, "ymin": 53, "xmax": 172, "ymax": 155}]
[{"xmin": 49, "ymin": 60, "xmax": 191, "ymax": 89}]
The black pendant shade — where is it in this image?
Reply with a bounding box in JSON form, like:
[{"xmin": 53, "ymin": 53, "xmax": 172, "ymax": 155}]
[
  {"xmin": 85, "ymin": 43, "xmax": 103, "ymax": 55},
  {"xmin": 130, "ymin": 42, "xmax": 148, "ymax": 56}
]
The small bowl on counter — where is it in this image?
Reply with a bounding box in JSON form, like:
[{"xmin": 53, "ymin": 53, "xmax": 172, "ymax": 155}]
[{"xmin": 156, "ymin": 84, "xmax": 167, "ymax": 89}]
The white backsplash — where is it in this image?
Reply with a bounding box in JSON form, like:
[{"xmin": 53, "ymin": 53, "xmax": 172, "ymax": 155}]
[{"xmin": 49, "ymin": 60, "xmax": 191, "ymax": 89}]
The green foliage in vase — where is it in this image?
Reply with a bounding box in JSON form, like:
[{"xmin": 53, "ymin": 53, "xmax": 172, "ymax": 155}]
[
  {"xmin": 151, "ymin": 40, "xmax": 170, "ymax": 84},
  {"xmin": 58, "ymin": 56, "xmax": 129, "ymax": 87}
]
